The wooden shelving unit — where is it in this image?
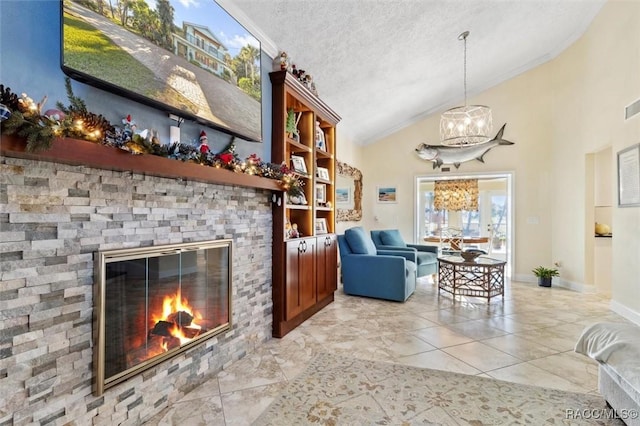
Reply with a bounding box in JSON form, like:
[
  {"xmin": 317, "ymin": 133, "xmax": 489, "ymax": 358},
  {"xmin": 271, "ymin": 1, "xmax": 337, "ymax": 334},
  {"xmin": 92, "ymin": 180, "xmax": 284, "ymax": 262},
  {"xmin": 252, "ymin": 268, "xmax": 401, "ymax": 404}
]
[{"xmin": 270, "ymin": 70, "xmax": 341, "ymax": 337}]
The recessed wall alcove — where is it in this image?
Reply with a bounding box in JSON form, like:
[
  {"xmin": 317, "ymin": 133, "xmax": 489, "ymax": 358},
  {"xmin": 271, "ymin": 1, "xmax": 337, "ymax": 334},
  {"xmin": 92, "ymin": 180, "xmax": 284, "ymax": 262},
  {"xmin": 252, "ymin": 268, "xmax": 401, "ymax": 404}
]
[{"xmin": 0, "ymin": 135, "xmax": 274, "ymax": 424}]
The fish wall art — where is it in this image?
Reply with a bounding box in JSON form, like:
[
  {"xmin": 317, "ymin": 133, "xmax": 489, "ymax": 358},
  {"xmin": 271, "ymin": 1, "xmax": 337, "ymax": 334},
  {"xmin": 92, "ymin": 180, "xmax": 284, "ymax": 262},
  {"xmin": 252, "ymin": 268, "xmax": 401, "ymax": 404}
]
[{"xmin": 415, "ymin": 123, "xmax": 514, "ymax": 169}]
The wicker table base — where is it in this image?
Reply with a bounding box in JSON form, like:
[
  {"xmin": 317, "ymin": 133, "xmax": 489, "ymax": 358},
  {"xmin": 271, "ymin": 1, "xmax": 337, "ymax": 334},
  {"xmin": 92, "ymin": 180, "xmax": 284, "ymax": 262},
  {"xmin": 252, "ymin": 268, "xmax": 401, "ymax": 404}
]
[{"xmin": 437, "ymin": 255, "xmax": 506, "ymax": 301}]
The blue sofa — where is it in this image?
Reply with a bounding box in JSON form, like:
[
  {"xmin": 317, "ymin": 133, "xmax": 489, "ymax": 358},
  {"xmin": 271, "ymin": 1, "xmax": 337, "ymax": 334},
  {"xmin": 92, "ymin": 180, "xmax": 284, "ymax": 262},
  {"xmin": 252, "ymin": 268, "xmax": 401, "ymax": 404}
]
[
  {"xmin": 337, "ymin": 226, "xmax": 417, "ymax": 302},
  {"xmin": 370, "ymin": 229, "xmax": 438, "ymax": 278}
]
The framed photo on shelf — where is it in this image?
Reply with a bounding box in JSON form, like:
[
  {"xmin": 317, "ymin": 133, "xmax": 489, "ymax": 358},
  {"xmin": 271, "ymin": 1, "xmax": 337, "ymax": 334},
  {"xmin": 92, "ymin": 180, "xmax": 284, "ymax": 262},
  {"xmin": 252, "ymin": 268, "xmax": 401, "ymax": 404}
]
[
  {"xmin": 315, "ymin": 184, "xmax": 327, "ymax": 204},
  {"xmin": 290, "ymin": 155, "xmax": 308, "ymax": 174},
  {"xmin": 315, "ymin": 218, "xmax": 328, "ymax": 234},
  {"xmin": 617, "ymin": 143, "xmax": 640, "ymax": 207},
  {"xmin": 376, "ymin": 186, "xmax": 397, "ymax": 203},
  {"xmin": 317, "ymin": 167, "xmax": 330, "ymax": 180},
  {"xmin": 336, "ymin": 187, "xmax": 350, "ymax": 204}
]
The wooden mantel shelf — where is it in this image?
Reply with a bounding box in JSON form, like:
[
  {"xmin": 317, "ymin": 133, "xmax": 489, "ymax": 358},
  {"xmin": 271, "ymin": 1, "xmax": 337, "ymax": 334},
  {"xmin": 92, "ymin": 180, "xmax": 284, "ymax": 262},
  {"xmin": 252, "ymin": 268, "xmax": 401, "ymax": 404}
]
[{"xmin": 0, "ymin": 135, "xmax": 283, "ymax": 192}]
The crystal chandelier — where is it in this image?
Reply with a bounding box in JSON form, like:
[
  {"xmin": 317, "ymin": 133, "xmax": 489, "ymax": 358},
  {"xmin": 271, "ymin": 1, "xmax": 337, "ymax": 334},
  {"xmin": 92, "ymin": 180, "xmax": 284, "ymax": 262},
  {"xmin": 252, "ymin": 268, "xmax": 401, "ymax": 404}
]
[{"xmin": 440, "ymin": 31, "xmax": 493, "ymax": 146}]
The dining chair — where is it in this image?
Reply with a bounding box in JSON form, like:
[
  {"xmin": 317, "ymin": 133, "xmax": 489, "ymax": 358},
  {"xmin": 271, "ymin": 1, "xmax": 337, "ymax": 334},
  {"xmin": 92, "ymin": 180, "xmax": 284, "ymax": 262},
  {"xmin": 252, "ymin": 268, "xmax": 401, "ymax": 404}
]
[{"xmin": 439, "ymin": 227, "xmax": 464, "ymax": 255}]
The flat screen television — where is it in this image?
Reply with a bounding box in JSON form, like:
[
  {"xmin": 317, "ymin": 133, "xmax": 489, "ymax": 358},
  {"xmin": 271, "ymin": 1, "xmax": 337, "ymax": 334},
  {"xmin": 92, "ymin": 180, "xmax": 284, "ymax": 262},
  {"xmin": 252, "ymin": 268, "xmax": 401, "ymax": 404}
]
[{"xmin": 61, "ymin": 0, "xmax": 262, "ymax": 142}]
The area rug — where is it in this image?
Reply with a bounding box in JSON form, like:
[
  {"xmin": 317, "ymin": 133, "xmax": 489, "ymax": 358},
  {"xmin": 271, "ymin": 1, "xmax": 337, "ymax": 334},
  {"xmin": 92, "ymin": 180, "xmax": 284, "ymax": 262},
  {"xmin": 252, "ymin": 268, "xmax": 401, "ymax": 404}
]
[{"xmin": 254, "ymin": 352, "xmax": 619, "ymax": 425}]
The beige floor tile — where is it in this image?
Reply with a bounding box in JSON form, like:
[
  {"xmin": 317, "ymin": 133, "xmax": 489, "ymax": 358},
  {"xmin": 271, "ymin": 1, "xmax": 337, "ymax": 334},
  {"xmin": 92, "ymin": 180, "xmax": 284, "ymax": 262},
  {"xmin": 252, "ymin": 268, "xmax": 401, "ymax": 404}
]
[
  {"xmin": 396, "ymin": 349, "xmax": 482, "ymax": 375},
  {"xmin": 487, "ymin": 362, "xmax": 587, "ymax": 393},
  {"xmin": 515, "ymin": 327, "xmax": 579, "ymax": 352},
  {"xmin": 144, "ymin": 395, "xmax": 225, "ymax": 426},
  {"xmin": 216, "ymin": 352, "xmax": 287, "ymax": 394},
  {"xmin": 221, "ymin": 382, "xmax": 289, "ymax": 425},
  {"xmin": 446, "ymin": 319, "xmax": 510, "ymax": 340},
  {"xmin": 267, "ymin": 336, "xmax": 323, "ymax": 380},
  {"xmin": 503, "ymin": 311, "xmax": 567, "ymax": 329},
  {"xmin": 177, "ymin": 377, "xmax": 221, "ymax": 401},
  {"xmin": 411, "ymin": 325, "xmax": 474, "ymax": 348},
  {"xmin": 382, "ymin": 312, "xmax": 442, "ymax": 331},
  {"xmin": 418, "ymin": 308, "xmax": 475, "ymax": 325},
  {"xmin": 528, "ymin": 351, "xmax": 599, "ymax": 391},
  {"xmin": 552, "ymin": 322, "xmax": 595, "ymax": 340},
  {"xmin": 363, "ymin": 332, "xmax": 438, "ymax": 358},
  {"xmin": 442, "ymin": 341, "xmax": 522, "ymax": 372},
  {"xmin": 477, "ymin": 315, "xmax": 540, "ymax": 333},
  {"xmin": 481, "ymin": 334, "xmax": 559, "ymax": 361}
]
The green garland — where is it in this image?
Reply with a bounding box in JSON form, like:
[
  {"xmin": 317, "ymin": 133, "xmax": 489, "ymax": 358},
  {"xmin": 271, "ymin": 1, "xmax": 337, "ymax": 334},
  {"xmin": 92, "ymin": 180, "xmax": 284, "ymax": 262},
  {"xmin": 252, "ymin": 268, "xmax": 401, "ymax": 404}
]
[
  {"xmin": 0, "ymin": 79, "xmax": 303, "ymax": 195},
  {"xmin": 2, "ymin": 110, "xmax": 56, "ymax": 152}
]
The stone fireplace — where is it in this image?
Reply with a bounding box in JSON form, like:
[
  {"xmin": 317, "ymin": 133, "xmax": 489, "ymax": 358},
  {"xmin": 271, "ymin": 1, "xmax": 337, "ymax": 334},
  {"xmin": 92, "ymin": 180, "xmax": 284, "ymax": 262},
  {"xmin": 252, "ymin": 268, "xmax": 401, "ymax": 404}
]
[
  {"xmin": 95, "ymin": 240, "xmax": 232, "ymax": 395},
  {"xmin": 0, "ymin": 146, "xmax": 274, "ymax": 425}
]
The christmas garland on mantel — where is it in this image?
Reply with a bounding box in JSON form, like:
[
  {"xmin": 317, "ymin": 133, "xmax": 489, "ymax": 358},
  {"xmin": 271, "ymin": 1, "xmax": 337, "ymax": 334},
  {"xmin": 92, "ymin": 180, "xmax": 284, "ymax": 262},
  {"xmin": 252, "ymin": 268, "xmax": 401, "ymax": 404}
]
[{"xmin": 0, "ymin": 78, "xmax": 302, "ymax": 195}]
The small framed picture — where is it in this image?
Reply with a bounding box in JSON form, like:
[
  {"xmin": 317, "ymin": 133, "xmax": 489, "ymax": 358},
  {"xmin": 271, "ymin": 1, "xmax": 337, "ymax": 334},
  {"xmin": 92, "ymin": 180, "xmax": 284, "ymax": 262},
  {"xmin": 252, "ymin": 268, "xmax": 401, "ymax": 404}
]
[
  {"xmin": 315, "ymin": 218, "xmax": 328, "ymax": 234},
  {"xmin": 377, "ymin": 186, "xmax": 397, "ymax": 203},
  {"xmin": 336, "ymin": 187, "xmax": 350, "ymax": 204},
  {"xmin": 317, "ymin": 167, "xmax": 330, "ymax": 181},
  {"xmin": 315, "ymin": 184, "xmax": 327, "ymax": 204},
  {"xmin": 290, "ymin": 155, "xmax": 307, "ymax": 174},
  {"xmin": 617, "ymin": 143, "xmax": 640, "ymax": 207}
]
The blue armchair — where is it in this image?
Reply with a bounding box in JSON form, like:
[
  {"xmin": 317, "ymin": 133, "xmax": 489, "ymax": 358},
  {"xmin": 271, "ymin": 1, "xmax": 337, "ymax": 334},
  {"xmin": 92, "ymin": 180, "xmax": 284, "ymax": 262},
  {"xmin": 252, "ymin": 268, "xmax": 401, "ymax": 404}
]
[
  {"xmin": 337, "ymin": 226, "xmax": 417, "ymax": 302},
  {"xmin": 370, "ymin": 229, "xmax": 438, "ymax": 278}
]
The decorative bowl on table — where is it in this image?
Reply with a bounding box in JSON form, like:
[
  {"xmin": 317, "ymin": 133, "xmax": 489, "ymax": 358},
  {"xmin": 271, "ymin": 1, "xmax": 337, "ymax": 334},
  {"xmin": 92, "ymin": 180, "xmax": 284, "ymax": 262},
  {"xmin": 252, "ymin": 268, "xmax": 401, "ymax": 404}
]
[{"xmin": 461, "ymin": 250, "xmax": 482, "ymax": 262}]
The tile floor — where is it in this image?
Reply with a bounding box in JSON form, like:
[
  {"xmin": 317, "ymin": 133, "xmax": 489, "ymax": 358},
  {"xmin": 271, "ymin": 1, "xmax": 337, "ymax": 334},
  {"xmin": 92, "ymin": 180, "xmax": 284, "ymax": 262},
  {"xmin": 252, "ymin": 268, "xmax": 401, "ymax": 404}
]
[{"xmin": 147, "ymin": 277, "xmax": 629, "ymax": 425}]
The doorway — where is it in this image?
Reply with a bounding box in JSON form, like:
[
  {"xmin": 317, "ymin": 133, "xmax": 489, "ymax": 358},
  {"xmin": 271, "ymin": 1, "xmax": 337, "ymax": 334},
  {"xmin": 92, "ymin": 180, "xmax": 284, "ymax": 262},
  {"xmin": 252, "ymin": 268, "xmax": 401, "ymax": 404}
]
[{"xmin": 415, "ymin": 172, "xmax": 514, "ymax": 276}]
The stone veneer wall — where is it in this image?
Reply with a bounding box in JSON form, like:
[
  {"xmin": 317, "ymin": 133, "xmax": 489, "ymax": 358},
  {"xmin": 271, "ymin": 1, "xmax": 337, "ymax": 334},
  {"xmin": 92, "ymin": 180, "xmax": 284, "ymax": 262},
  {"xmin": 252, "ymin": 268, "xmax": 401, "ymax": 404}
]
[{"xmin": 0, "ymin": 156, "xmax": 274, "ymax": 425}]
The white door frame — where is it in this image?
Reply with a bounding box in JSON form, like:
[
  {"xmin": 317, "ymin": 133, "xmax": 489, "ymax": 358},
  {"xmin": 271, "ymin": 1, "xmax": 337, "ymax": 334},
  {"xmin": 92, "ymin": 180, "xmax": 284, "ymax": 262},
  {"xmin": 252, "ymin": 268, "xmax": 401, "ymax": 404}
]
[{"xmin": 414, "ymin": 171, "xmax": 515, "ymax": 277}]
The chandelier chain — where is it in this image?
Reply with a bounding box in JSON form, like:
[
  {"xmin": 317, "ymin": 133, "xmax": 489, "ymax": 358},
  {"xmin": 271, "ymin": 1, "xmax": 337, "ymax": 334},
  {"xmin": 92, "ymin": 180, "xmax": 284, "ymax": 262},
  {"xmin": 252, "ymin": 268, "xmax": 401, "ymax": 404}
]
[{"xmin": 463, "ymin": 34, "xmax": 467, "ymax": 107}]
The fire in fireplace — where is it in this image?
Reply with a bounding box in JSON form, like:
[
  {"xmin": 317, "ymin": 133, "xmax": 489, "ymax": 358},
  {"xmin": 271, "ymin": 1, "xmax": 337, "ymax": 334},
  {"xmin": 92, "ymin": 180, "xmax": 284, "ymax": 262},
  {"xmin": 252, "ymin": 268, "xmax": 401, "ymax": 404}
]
[{"xmin": 94, "ymin": 240, "xmax": 232, "ymax": 395}]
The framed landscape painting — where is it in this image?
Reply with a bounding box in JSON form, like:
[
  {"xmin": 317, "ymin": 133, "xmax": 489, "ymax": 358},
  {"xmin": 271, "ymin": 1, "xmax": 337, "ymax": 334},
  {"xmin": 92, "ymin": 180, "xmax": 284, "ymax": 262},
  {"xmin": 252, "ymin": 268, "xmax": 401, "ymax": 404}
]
[
  {"xmin": 336, "ymin": 188, "xmax": 350, "ymax": 204},
  {"xmin": 376, "ymin": 186, "xmax": 397, "ymax": 203}
]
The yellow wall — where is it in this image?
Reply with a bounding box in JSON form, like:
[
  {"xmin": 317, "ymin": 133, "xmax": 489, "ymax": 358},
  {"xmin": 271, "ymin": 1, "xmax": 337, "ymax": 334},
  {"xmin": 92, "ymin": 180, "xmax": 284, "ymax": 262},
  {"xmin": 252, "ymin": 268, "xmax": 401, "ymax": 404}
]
[
  {"xmin": 361, "ymin": 52, "xmax": 555, "ymax": 282},
  {"xmin": 335, "ymin": 129, "xmax": 365, "ymax": 234},
  {"xmin": 356, "ymin": 0, "xmax": 640, "ymax": 320},
  {"xmin": 550, "ymin": 0, "xmax": 639, "ymax": 318}
]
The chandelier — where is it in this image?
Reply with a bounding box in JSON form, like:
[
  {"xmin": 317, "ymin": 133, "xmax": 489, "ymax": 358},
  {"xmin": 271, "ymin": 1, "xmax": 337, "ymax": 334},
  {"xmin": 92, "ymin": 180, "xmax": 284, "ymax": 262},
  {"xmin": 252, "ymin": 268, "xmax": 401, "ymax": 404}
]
[
  {"xmin": 433, "ymin": 179, "xmax": 479, "ymax": 211},
  {"xmin": 440, "ymin": 31, "xmax": 493, "ymax": 146}
]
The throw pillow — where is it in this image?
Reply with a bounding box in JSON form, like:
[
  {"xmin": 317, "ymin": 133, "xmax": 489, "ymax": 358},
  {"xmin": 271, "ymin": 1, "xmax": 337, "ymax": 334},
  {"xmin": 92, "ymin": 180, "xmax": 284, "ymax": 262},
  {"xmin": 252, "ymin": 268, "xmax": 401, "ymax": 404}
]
[
  {"xmin": 380, "ymin": 230, "xmax": 407, "ymax": 247},
  {"xmin": 345, "ymin": 227, "xmax": 377, "ymax": 255}
]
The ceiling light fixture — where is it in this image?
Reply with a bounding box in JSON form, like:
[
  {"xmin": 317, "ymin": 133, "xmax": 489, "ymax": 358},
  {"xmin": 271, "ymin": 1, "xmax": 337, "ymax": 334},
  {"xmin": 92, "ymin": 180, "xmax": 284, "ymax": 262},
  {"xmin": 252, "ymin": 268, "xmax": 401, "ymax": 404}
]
[{"xmin": 440, "ymin": 31, "xmax": 493, "ymax": 146}]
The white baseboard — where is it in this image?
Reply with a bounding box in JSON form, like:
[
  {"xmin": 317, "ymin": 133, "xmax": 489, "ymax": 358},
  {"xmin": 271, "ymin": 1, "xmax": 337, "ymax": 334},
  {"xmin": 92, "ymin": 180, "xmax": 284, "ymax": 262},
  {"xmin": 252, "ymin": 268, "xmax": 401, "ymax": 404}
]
[
  {"xmin": 512, "ymin": 273, "xmax": 536, "ymax": 284},
  {"xmin": 610, "ymin": 300, "xmax": 640, "ymax": 325},
  {"xmin": 513, "ymin": 274, "xmax": 594, "ymax": 293},
  {"xmin": 556, "ymin": 278, "xmax": 596, "ymax": 293}
]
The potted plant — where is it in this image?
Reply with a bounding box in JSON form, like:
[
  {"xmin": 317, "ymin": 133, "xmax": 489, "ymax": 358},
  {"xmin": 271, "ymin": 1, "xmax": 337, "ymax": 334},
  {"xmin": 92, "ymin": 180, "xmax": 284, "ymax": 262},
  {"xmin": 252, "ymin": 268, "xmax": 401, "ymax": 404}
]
[{"xmin": 532, "ymin": 266, "xmax": 559, "ymax": 287}]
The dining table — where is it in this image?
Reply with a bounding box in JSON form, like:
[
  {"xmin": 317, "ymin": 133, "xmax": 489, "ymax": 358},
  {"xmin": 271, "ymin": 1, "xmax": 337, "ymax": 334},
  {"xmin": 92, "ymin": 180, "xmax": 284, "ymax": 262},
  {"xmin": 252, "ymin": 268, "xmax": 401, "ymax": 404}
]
[{"xmin": 423, "ymin": 235, "xmax": 490, "ymax": 251}]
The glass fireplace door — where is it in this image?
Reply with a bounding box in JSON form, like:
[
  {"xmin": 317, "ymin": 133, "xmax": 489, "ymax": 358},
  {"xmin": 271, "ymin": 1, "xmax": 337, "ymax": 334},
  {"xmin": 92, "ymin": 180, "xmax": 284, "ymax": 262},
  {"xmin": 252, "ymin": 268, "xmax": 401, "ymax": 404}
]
[{"xmin": 95, "ymin": 240, "xmax": 232, "ymax": 395}]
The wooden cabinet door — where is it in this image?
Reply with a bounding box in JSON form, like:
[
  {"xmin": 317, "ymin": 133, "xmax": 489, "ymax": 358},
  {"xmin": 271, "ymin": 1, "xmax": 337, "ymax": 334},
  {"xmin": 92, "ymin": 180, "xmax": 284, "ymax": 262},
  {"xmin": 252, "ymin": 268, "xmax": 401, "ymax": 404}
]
[
  {"xmin": 285, "ymin": 238, "xmax": 316, "ymax": 321},
  {"xmin": 316, "ymin": 234, "xmax": 338, "ymax": 300}
]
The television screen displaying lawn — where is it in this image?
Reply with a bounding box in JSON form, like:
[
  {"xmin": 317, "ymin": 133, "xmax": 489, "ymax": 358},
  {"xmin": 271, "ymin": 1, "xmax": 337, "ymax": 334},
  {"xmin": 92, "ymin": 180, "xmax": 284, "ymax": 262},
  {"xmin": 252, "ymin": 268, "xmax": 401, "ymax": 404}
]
[{"xmin": 62, "ymin": 0, "xmax": 262, "ymax": 142}]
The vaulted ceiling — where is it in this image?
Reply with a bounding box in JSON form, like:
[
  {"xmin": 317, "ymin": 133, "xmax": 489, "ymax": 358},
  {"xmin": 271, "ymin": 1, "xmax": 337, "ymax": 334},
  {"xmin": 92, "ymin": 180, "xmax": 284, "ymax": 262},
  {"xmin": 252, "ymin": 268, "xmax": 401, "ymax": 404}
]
[{"xmin": 232, "ymin": 0, "xmax": 606, "ymax": 145}]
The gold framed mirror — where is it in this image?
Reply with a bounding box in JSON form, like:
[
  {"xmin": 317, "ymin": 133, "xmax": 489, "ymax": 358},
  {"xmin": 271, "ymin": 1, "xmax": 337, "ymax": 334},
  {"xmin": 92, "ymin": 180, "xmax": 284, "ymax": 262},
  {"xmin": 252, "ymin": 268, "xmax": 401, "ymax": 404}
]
[{"xmin": 336, "ymin": 161, "xmax": 362, "ymax": 222}]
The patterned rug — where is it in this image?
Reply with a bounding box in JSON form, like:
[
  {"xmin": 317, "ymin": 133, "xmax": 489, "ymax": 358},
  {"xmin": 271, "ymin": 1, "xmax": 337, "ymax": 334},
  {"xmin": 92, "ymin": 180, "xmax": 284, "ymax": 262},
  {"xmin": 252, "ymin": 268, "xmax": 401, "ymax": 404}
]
[{"xmin": 254, "ymin": 352, "xmax": 620, "ymax": 425}]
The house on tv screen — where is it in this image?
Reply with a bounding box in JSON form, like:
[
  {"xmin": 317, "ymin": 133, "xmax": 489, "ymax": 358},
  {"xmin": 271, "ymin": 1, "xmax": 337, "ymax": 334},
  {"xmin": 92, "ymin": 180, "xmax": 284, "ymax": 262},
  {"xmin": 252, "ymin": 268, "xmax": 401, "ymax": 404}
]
[{"xmin": 173, "ymin": 22, "xmax": 233, "ymax": 80}]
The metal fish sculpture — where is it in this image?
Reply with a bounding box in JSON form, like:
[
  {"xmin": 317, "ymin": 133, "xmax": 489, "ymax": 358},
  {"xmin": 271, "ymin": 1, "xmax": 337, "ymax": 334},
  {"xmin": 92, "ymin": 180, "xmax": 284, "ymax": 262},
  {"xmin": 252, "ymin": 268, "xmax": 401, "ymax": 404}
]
[{"xmin": 415, "ymin": 124, "xmax": 514, "ymax": 169}]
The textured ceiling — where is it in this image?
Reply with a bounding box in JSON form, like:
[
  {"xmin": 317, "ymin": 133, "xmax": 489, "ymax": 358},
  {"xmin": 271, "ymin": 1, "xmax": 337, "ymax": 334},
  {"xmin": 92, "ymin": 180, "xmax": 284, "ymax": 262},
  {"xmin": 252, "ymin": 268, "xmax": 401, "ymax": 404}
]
[{"xmin": 232, "ymin": 0, "xmax": 606, "ymax": 145}]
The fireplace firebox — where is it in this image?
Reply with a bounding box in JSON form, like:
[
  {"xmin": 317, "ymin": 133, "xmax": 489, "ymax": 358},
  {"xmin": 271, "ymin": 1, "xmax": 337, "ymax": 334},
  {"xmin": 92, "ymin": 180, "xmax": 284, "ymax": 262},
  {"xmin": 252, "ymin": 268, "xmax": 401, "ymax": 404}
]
[{"xmin": 94, "ymin": 240, "xmax": 232, "ymax": 395}]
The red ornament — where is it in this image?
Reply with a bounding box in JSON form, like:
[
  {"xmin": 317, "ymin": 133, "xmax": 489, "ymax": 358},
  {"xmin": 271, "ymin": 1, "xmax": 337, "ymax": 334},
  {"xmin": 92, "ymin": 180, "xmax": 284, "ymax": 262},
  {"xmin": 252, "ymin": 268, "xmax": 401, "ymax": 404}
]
[{"xmin": 219, "ymin": 153, "xmax": 234, "ymax": 164}]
